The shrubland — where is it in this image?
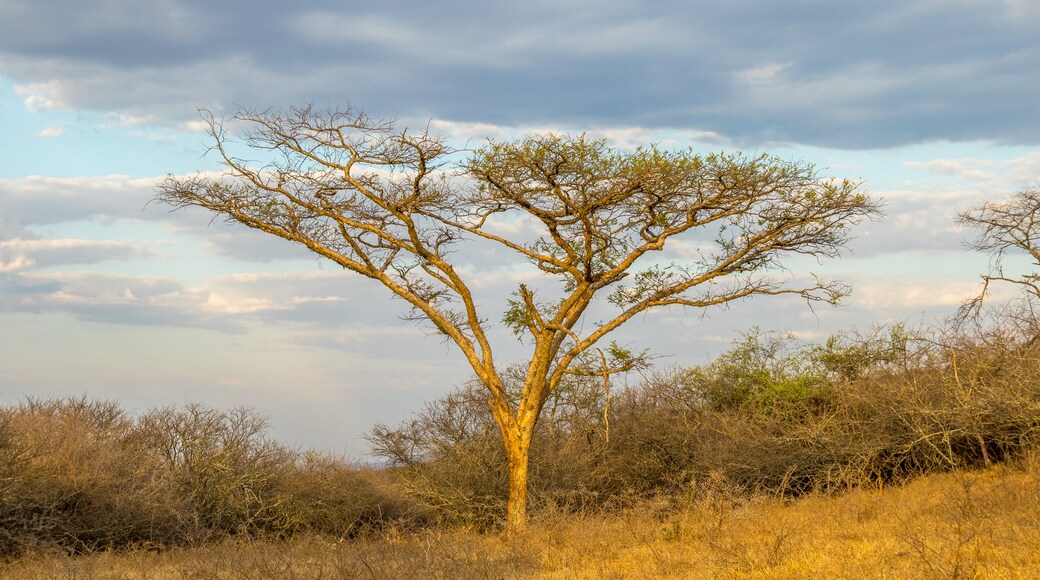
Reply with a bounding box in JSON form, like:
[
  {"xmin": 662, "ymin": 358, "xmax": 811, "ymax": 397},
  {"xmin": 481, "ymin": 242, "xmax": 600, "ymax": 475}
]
[
  {"xmin": 367, "ymin": 317, "xmax": 1040, "ymax": 529},
  {"xmin": 2, "ymin": 313, "xmax": 1040, "ymax": 576},
  {"xmin": 4, "ymin": 426, "xmax": 1040, "ymax": 578},
  {"xmin": 0, "ymin": 400, "xmax": 422, "ymax": 557}
]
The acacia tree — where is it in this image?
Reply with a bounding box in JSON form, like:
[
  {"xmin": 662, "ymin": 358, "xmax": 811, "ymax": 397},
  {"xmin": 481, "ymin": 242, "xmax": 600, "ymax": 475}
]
[{"xmin": 157, "ymin": 105, "xmax": 879, "ymax": 532}]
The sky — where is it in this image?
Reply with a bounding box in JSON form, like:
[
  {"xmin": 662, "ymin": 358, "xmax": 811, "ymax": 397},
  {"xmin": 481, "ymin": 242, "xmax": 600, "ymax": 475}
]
[{"xmin": 1, "ymin": 0, "xmax": 1039, "ymax": 456}]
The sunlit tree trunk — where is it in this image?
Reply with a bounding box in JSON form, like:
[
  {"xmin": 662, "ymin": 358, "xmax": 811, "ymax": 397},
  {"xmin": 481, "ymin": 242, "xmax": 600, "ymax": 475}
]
[{"xmin": 495, "ymin": 369, "xmax": 544, "ymax": 534}]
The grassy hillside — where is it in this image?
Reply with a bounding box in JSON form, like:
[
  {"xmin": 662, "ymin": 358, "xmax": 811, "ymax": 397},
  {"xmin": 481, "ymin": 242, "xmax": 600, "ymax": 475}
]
[{"xmin": 3, "ymin": 458, "xmax": 1038, "ymax": 578}]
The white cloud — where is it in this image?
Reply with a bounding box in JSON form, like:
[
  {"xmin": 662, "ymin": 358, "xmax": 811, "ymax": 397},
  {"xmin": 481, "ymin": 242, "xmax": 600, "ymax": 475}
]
[
  {"xmin": 0, "ymin": 238, "xmax": 150, "ymax": 270},
  {"xmin": 0, "ymin": 174, "xmax": 158, "ymax": 226},
  {"xmin": 584, "ymin": 126, "xmax": 728, "ymax": 150},
  {"xmin": 291, "ymin": 295, "xmax": 346, "ymax": 305},
  {"xmin": 735, "ymin": 62, "xmax": 904, "ymax": 118},
  {"xmin": 105, "ymin": 112, "xmax": 158, "ymax": 127},
  {"xmin": 429, "ymin": 119, "xmax": 513, "ymax": 142},
  {"xmin": 852, "ymin": 279, "xmax": 979, "ymax": 311},
  {"xmin": 20, "ymin": 271, "xmax": 179, "ymax": 304},
  {"xmin": 899, "ymin": 150, "xmax": 1040, "ymax": 199},
  {"xmin": 734, "ymin": 62, "xmax": 792, "ymax": 84},
  {"xmin": 0, "ymin": 238, "xmax": 132, "ymax": 251},
  {"xmin": 1006, "ymin": 152, "xmax": 1040, "ymax": 185},
  {"xmin": 664, "ymin": 239, "xmax": 717, "ymax": 260},
  {"xmin": 0, "ymin": 255, "xmax": 34, "ymax": 272},
  {"xmin": 14, "ymin": 81, "xmax": 66, "ymax": 111},
  {"xmin": 904, "ymin": 158, "xmax": 999, "ymax": 183},
  {"xmin": 431, "ymin": 119, "xmax": 729, "ymax": 151},
  {"xmin": 201, "ymin": 292, "xmax": 280, "ymax": 314},
  {"xmin": 38, "ymin": 126, "xmax": 64, "ymax": 138},
  {"xmin": 193, "ymin": 270, "xmax": 354, "ymax": 315},
  {"xmin": 180, "ymin": 119, "xmax": 211, "ymax": 133}
]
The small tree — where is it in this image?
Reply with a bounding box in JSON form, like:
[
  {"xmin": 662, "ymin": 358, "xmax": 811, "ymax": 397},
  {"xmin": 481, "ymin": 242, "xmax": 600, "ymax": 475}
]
[
  {"xmin": 156, "ymin": 105, "xmax": 879, "ymax": 532},
  {"xmin": 959, "ymin": 186, "xmax": 1040, "ymax": 324}
]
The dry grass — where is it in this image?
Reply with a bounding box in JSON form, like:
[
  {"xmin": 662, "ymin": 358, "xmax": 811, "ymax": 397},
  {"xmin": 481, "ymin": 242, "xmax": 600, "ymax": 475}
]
[{"xmin": 5, "ymin": 456, "xmax": 1039, "ymax": 579}]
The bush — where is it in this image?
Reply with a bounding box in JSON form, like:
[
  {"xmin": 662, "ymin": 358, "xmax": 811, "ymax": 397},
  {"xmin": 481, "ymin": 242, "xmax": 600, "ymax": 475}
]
[
  {"xmin": 686, "ymin": 329, "xmax": 825, "ymax": 412},
  {"xmin": 0, "ymin": 398, "xmax": 421, "ymax": 558},
  {"xmin": 0, "ymin": 398, "xmax": 185, "ymax": 555},
  {"xmin": 276, "ymin": 452, "xmax": 428, "ymax": 537},
  {"xmin": 134, "ymin": 404, "xmax": 297, "ymax": 538},
  {"xmin": 370, "ymin": 319, "xmax": 1040, "ymax": 523}
]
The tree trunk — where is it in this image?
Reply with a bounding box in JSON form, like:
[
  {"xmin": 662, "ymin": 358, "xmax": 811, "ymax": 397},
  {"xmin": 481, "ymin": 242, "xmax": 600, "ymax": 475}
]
[{"xmin": 504, "ymin": 439, "xmax": 531, "ymax": 534}]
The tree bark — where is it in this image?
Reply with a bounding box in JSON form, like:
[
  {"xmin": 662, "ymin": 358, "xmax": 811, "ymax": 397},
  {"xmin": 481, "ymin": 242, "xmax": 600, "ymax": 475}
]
[{"xmin": 504, "ymin": 436, "xmax": 531, "ymax": 534}]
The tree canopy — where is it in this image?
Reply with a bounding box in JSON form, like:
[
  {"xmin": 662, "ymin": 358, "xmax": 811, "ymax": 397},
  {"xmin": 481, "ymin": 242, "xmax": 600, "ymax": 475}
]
[{"xmin": 157, "ymin": 105, "xmax": 880, "ymax": 531}]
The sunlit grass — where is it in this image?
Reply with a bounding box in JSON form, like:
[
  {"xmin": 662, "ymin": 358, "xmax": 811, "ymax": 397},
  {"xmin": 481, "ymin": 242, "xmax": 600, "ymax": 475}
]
[{"xmin": 5, "ymin": 457, "xmax": 1039, "ymax": 579}]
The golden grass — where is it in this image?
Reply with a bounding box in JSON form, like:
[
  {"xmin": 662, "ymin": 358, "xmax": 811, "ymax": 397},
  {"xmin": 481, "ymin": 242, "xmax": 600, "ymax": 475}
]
[{"xmin": 5, "ymin": 458, "xmax": 1040, "ymax": 579}]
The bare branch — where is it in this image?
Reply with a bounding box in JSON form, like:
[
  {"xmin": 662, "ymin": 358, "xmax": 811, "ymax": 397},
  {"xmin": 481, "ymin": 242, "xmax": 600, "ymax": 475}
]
[{"xmin": 957, "ymin": 186, "xmax": 1040, "ymax": 322}]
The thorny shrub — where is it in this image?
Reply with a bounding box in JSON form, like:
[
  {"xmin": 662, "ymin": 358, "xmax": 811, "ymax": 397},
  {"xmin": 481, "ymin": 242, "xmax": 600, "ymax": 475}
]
[
  {"xmin": 0, "ymin": 399, "xmax": 419, "ymax": 558},
  {"xmin": 369, "ymin": 320, "xmax": 1040, "ymax": 527}
]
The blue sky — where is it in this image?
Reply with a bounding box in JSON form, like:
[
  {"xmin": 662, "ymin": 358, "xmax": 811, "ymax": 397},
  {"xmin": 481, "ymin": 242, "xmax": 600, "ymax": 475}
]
[{"xmin": 1, "ymin": 0, "xmax": 1039, "ymax": 455}]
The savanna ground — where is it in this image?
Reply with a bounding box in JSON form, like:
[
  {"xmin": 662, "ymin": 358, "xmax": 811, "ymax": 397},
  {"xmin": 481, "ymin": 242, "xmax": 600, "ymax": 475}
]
[
  {"xmin": 3, "ymin": 460, "xmax": 1039, "ymax": 579},
  {"xmin": 4, "ymin": 318, "xmax": 1040, "ymax": 578}
]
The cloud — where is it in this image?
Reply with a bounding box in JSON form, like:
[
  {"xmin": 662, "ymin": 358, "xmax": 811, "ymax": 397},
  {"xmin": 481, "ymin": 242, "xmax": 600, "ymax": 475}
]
[
  {"xmin": 0, "ymin": 173, "xmax": 317, "ymax": 263},
  {"xmin": 0, "ymin": 268, "xmax": 358, "ymax": 332},
  {"xmin": 1, "ymin": 1, "xmax": 1037, "ymax": 148},
  {"xmin": 14, "ymin": 81, "xmax": 65, "ymax": 111},
  {"xmin": 0, "ymin": 269, "xmax": 231, "ymax": 329},
  {"xmin": 38, "ymin": 126, "xmax": 64, "ymax": 138},
  {"xmin": 194, "ymin": 271, "xmax": 354, "ymax": 317},
  {"xmin": 851, "ymin": 278, "xmax": 980, "ymax": 311},
  {"xmin": 0, "ymin": 255, "xmax": 33, "ymax": 272},
  {"xmin": 734, "ymin": 62, "xmax": 793, "ymax": 85},
  {"xmin": 0, "ymin": 174, "xmax": 157, "ymax": 226},
  {"xmin": 163, "ymin": 218, "xmax": 324, "ymax": 263},
  {"xmin": 903, "ymin": 159, "xmax": 1000, "ymax": 184},
  {"xmin": 1006, "ymin": 152, "xmax": 1040, "ymax": 185},
  {"xmin": 0, "ymin": 238, "xmax": 151, "ymax": 271},
  {"xmin": 34, "ymin": 271, "xmax": 181, "ymax": 306},
  {"xmin": 835, "ymin": 149, "xmax": 1040, "ymax": 258}
]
